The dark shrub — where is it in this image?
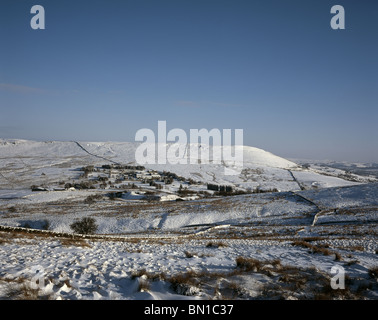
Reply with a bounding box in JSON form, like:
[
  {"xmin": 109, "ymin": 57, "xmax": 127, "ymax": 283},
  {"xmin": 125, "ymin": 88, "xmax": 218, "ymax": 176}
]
[{"xmin": 70, "ymin": 217, "xmax": 98, "ymax": 235}]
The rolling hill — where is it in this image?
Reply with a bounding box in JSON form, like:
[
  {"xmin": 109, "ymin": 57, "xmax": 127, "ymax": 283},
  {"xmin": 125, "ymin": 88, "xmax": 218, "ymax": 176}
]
[{"xmin": 0, "ymin": 139, "xmax": 370, "ymax": 193}]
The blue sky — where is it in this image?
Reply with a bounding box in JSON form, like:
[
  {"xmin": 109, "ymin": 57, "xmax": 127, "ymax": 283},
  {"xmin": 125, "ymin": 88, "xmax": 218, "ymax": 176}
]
[{"xmin": 1, "ymin": 0, "xmax": 377, "ymax": 162}]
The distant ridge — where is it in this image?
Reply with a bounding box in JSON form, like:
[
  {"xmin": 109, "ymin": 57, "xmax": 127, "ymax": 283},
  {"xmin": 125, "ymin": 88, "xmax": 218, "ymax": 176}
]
[{"xmin": 0, "ymin": 139, "xmax": 365, "ymax": 192}]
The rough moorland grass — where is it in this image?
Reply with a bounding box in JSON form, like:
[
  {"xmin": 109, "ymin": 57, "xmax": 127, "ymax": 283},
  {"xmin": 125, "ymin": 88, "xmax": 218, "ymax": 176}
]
[
  {"xmin": 127, "ymin": 255, "xmax": 377, "ymax": 299},
  {"xmin": 292, "ymin": 240, "xmax": 342, "ymax": 261},
  {"xmin": 1, "ymin": 277, "xmax": 54, "ymax": 300}
]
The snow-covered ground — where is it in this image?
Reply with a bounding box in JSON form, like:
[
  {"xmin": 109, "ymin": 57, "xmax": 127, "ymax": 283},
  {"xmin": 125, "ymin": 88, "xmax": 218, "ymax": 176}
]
[
  {"xmin": 0, "ymin": 220, "xmax": 377, "ymax": 300},
  {"xmin": 0, "ymin": 233, "xmax": 377, "ymax": 300},
  {"xmin": 0, "ymin": 139, "xmax": 377, "ymax": 300}
]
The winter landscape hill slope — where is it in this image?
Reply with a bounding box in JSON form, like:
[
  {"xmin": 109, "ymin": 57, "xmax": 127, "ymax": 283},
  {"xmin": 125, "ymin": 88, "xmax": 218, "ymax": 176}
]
[{"xmin": 0, "ymin": 139, "xmax": 377, "ymax": 300}]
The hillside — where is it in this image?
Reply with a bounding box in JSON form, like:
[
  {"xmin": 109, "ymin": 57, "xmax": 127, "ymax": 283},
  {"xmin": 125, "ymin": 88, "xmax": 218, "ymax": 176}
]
[
  {"xmin": 0, "ymin": 139, "xmax": 370, "ymax": 193},
  {"xmin": 0, "ymin": 139, "xmax": 377, "ymax": 300}
]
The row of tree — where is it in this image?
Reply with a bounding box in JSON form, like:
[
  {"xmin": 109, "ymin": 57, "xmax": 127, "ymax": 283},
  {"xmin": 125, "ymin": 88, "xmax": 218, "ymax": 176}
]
[{"xmin": 207, "ymin": 183, "xmax": 233, "ymax": 193}]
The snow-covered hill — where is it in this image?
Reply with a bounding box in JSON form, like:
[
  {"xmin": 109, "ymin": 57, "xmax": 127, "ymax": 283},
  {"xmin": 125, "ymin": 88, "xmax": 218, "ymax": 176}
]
[{"xmin": 0, "ymin": 139, "xmax": 369, "ymax": 192}]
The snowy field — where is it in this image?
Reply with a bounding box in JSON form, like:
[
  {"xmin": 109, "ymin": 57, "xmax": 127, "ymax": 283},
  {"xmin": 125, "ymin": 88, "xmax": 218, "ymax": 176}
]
[{"xmin": 0, "ymin": 140, "xmax": 377, "ymax": 300}]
